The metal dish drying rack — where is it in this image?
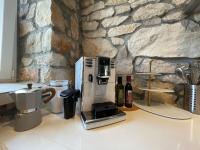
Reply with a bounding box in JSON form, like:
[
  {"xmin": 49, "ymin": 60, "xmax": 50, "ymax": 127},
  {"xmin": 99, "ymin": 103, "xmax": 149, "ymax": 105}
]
[{"xmin": 134, "ymin": 60, "xmax": 174, "ymax": 106}]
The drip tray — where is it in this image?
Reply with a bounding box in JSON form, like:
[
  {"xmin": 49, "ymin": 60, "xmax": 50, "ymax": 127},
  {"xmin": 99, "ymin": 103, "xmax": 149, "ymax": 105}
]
[{"xmin": 81, "ymin": 110, "xmax": 126, "ymax": 130}]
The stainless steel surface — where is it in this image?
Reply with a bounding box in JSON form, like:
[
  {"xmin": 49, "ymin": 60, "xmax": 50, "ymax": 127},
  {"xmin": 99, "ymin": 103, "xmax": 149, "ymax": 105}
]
[{"xmin": 184, "ymin": 85, "xmax": 200, "ymax": 115}]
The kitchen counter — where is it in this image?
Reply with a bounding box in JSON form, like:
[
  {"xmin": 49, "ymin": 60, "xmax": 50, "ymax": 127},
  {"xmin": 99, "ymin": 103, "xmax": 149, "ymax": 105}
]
[{"xmin": 0, "ymin": 109, "xmax": 200, "ymax": 150}]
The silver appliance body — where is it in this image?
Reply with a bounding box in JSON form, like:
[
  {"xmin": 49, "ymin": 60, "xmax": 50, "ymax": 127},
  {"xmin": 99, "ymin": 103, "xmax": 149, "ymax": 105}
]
[
  {"xmin": 75, "ymin": 57, "xmax": 126, "ymax": 129},
  {"xmin": 14, "ymin": 90, "xmax": 42, "ymax": 131}
]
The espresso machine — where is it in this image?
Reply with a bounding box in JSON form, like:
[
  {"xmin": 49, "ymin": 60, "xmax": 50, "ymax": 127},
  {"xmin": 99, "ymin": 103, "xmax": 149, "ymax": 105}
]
[{"xmin": 75, "ymin": 56, "xmax": 126, "ymax": 129}]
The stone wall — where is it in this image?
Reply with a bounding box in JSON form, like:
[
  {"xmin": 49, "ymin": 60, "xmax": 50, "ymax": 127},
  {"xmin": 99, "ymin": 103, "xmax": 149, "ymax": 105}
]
[
  {"xmin": 18, "ymin": 0, "xmax": 81, "ymax": 82},
  {"xmin": 80, "ymin": 0, "xmax": 200, "ymax": 106},
  {"xmin": 81, "ymin": 0, "xmax": 200, "ymax": 74}
]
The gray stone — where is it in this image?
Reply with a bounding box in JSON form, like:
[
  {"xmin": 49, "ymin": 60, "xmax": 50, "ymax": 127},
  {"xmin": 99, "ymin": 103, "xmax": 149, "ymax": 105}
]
[
  {"xmin": 108, "ymin": 23, "xmax": 140, "ymax": 37},
  {"xmin": 90, "ymin": 7, "xmax": 115, "ymax": 20},
  {"xmin": 21, "ymin": 57, "xmax": 33, "ymax": 67},
  {"xmin": 102, "ymin": 16, "xmax": 129, "ymax": 28},
  {"xmin": 106, "ymin": 0, "xmax": 128, "ymax": 6},
  {"xmin": 115, "ymin": 4, "xmax": 131, "ymax": 15},
  {"xmin": 129, "ymin": 0, "xmax": 160, "ymax": 9},
  {"xmin": 132, "ymin": 3, "xmax": 174, "ymax": 21},
  {"xmin": 20, "ymin": 0, "xmax": 27, "ymax": 5},
  {"xmin": 82, "ymin": 38, "xmax": 118, "ymax": 58},
  {"xmin": 35, "ymin": 52, "xmax": 67, "ymax": 67},
  {"xmin": 116, "ymin": 57, "xmax": 133, "ymax": 74},
  {"xmin": 35, "ymin": 0, "xmax": 51, "ymax": 27},
  {"xmin": 128, "ymin": 22, "xmax": 200, "ymax": 58},
  {"xmin": 19, "ymin": 4, "xmax": 29, "ymax": 18},
  {"xmin": 111, "ymin": 37, "xmax": 125, "ymax": 45},
  {"xmin": 81, "ymin": 1, "xmax": 105, "ymax": 16},
  {"xmin": 116, "ymin": 46, "xmax": 127, "ymax": 60},
  {"xmin": 193, "ymin": 13, "xmax": 200, "ymax": 22},
  {"xmin": 25, "ymin": 32, "xmax": 41, "ymax": 54},
  {"xmin": 162, "ymin": 11, "xmax": 185, "ymax": 23},
  {"xmin": 157, "ymin": 75, "xmax": 184, "ymax": 84},
  {"xmin": 83, "ymin": 28, "xmax": 106, "ymax": 38},
  {"xmin": 42, "ymin": 28, "xmax": 52, "ymax": 52},
  {"xmin": 142, "ymin": 17, "xmax": 161, "ymax": 26},
  {"xmin": 82, "ymin": 21, "xmax": 99, "ymax": 31},
  {"xmin": 20, "ymin": 21, "xmax": 35, "ymax": 37},
  {"xmin": 63, "ymin": 0, "xmax": 77, "ymax": 10},
  {"xmin": 26, "ymin": 3, "xmax": 36, "ymax": 19}
]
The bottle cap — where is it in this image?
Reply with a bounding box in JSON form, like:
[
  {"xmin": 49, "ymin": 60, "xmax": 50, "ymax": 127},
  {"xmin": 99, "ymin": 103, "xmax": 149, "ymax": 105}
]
[{"xmin": 127, "ymin": 76, "xmax": 131, "ymax": 82}]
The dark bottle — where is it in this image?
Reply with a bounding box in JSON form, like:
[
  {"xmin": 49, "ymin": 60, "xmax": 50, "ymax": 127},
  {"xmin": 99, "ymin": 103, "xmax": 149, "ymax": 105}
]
[
  {"xmin": 125, "ymin": 76, "xmax": 133, "ymax": 108},
  {"xmin": 116, "ymin": 76, "xmax": 124, "ymax": 107}
]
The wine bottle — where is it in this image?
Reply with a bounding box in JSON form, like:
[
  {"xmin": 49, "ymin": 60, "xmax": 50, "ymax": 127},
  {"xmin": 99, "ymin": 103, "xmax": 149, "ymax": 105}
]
[
  {"xmin": 125, "ymin": 76, "xmax": 133, "ymax": 108},
  {"xmin": 116, "ymin": 76, "xmax": 124, "ymax": 107}
]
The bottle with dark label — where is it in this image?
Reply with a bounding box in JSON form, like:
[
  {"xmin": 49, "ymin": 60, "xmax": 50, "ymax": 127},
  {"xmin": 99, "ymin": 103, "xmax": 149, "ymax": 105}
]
[
  {"xmin": 125, "ymin": 76, "xmax": 133, "ymax": 108},
  {"xmin": 116, "ymin": 76, "xmax": 124, "ymax": 107}
]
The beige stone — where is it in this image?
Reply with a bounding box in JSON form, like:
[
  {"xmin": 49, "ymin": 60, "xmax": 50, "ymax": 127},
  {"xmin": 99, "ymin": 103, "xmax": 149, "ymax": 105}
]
[
  {"xmin": 151, "ymin": 92, "xmax": 177, "ymax": 104},
  {"xmin": 108, "ymin": 23, "xmax": 140, "ymax": 37},
  {"xmin": 52, "ymin": 1, "xmax": 68, "ymax": 33},
  {"xmin": 81, "ymin": 1, "xmax": 105, "ymax": 16},
  {"xmin": 132, "ymin": 3, "xmax": 174, "ymax": 21},
  {"xmin": 106, "ymin": 0, "xmax": 128, "ymax": 6},
  {"xmin": 90, "ymin": 7, "xmax": 115, "ymax": 20},
  {"xmin": 63, "ymin": 0, "xmax": 76, "ymax": 10},
  {"xmin": 82, "ymin": 38, "xmax": 118, "ymax": 58},
  {"xmin": 21, "ymin": 57, "xmax": 33, "ymax": 67},
  {"xmin": 102, "ymin": 16, "xmax": 129, "ymax": 28},
  {"xmin": 26, "ymin": 3, "xmax": 36, "ymax": 19},
  {"xmin": 20, "ymin": 21, "xmax": 35, "ymax": 37},
  {"xmin": 52, "ymin": 32, "xmax": 73, "ymax": 54},
  {"xmin": 42, "ymin": 28, "xmax": 52, "ymax": 52},
  {"xmin": 83, "ymin": 28, "xmax": 106, "ymax": 38},
  {"xmin": 81, "ymin": 0, "xmax": 95, "ymax": 8},
  {"xmin": 171, "ymin": 0, "xmax": 192, "ymax": 6},
  {"xmin": 25, "ymin": 32, "xmax": 41, "ymax": 54},
  {"xmin": 142, "ymin": 17, "xmax": 161, "ymax": 26},
  {"xmin": 162, "ymin": 11, "xmax": 185, "ymax": 23},
  {"xmin": 128, "ymin": 22, "xmax": 200, "ymax": 58},
  {"xmin": 82, "ymin": 21, "xmax": 99, "ymax": 31},
  {"xmin": 19, "ymin": 67, "xmax": 39, "ymax": 82},
  {"xmin": 40, "ymin": 67, "xmax": 74, "ymax": 82},
  {"xmin": 35, "ymin": 52, "xmax": 67, "ymax": 67},
  {"xmin": 35, "ymin": 0, "xmax": 51, "ymax": 27},
  {"xmin": 71, "ymin": 14, "xmax": 79, "ymax": 40},
  {"xmin": 129, "ymin": 0, "xmax": 160, "ymax": 9},
  {"xmin": 111, "ymin": 37, "xmax": 125, "ymax": 45},
  {"xmin": 115, "ymin": 4, "xmax": 131, "ymax": 15}
]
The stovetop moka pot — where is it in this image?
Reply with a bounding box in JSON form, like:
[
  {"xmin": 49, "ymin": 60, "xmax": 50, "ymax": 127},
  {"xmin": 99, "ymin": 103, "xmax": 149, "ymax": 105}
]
[{"xmin": 10, "ymin": 83, "xmax": 56, "ymax": 132}]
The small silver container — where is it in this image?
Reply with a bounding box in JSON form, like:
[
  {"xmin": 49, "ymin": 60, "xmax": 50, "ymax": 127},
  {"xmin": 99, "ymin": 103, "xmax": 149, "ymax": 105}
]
[{"xmin": 184, "ymin": 85, "xmax": 200, "ymax": 115}]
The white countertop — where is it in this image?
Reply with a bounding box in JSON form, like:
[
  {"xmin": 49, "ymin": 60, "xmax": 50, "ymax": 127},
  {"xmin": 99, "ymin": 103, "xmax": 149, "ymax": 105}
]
[{"xmin": 0, "ymin": 109, "xmax": 200, "ymax": 150}]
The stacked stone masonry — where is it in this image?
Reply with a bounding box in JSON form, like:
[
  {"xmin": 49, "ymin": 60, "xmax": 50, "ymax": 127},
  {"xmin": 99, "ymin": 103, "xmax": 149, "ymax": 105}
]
[
  {"xmin": 80, "ymin": 0, "xmax": 200, "ymax": 106},
  {"xmin": 18, "ymin": 0, "xmax": 81, "ymax": 82},
  {"xmin": 18, "ymin": 0, "xmax": 200, "ymax": 105}
]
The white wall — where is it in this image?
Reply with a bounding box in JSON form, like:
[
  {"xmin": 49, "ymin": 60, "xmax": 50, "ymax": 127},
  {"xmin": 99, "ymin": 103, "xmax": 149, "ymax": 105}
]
[{"xmin": 0, "ymin": 0, "xmax": 17, "ymax": 82}]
